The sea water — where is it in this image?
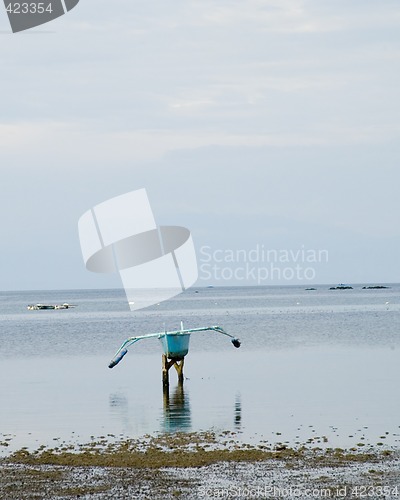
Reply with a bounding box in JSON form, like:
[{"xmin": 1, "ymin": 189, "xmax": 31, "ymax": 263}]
[{"xmin": 0, "ymin": 285, "xmax": 399, "ymax": 454}]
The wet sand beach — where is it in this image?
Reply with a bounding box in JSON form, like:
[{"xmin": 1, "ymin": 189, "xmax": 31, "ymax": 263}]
[{"xmin": 1, "ymin": 432, "xmax": 399, "ymax": 499}]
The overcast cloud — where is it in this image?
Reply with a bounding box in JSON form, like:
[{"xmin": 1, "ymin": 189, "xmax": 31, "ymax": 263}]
[{"xmin": 0, "ymin": 0, "xmax": 399, "ymax": 290}]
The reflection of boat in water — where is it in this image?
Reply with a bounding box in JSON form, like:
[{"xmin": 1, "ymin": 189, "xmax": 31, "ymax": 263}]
[
  {"xmin": 27, "ymin": 303, "xmax": 77, "ymax": 310},
  {"xmin": 162, "ymin": 382, "xmax": 191, "ymax": 432},
  {"xmin": 234, "ymin": 393, "xmax": 242, "ymax": 430}
]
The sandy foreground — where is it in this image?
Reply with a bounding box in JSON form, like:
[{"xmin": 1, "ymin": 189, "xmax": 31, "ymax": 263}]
[
  {"xmin": 0, "ymin": 432, "xmax": 399, "ymax": 499},
  {"xmin": 1, "ymin": 458, "xmax": 400, "ymax": 499}
]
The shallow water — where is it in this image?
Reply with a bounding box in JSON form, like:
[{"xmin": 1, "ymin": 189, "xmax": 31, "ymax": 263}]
[{"xmin": 0, "ymin": 285, "xmax": 399, "ymax": 454}]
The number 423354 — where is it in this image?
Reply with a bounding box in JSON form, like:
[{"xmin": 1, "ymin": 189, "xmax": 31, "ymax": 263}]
[{"xmin": 5, "ymin": 3, "xmax": 53, "ymax": 14}]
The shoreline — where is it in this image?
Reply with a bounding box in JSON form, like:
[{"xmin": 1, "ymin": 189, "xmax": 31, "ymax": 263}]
[{"xmin": 1, "ymin": 432, "xmax": 399, "ymax": 499}]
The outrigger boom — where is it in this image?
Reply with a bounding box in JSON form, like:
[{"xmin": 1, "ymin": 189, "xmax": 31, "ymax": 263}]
[{"xmin": 108, "ymin": 324, "xmax": 240, "ymax": 369}]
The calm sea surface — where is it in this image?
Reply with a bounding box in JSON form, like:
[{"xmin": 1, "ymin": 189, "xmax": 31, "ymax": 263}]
[{"xmin": 0, "ymin": 285, "xmax": 399, "ymax": 454}]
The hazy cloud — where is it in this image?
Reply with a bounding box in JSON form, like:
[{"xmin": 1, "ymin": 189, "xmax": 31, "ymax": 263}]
[{"xmin": 0, "ymin": 0, "xmax": 399, "ymax": 289}]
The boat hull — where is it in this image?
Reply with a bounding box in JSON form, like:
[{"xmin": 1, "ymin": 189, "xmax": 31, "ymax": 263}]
[{"xmin": 159, "ymin": 333, "xmax": 191, "ymax": 359}]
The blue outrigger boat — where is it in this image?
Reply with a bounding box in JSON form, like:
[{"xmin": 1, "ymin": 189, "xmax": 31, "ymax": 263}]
[{"xmin": 108, "ymin": 323, "xmax": 240, "ymax": 370}]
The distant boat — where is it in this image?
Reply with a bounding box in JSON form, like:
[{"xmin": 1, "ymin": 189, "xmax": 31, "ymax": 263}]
[
  {"xmin": 27, "ymin": 303, "xmax": 77, "ymax": 311},
  {"xmin": 362, "ymin": 285, "xmax": 390, "ymax": 289},
  {"xmin": 329, "ymin": 284, "xmax": 353, "ymax": 290}
]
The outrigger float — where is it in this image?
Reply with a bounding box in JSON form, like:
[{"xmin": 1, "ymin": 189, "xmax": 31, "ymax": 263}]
[{"xmin": 108, "ymin": 323, "xmax": 241, "ymax": 387}]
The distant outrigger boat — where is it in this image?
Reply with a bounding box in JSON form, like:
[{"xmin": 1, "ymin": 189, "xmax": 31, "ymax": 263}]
[
  {"xmin": 329, "ymin": 284, "xmax": 353, "ymax": 290},
  {"xmin": 27, "ymin": 303, "xmax": 77, "ymax": 310}
]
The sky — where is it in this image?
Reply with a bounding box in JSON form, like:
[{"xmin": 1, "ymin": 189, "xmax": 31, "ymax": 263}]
[{"xmin": 0, "ymin": 0, "xmax": 399, "ymax": 291}]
